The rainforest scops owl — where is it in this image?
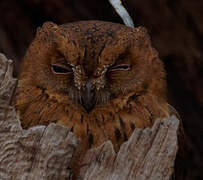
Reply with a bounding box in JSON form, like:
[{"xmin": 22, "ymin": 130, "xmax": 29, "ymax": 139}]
[{"xmin": 15, "ymin": 20, "xmax": 173, "ymax": 171}]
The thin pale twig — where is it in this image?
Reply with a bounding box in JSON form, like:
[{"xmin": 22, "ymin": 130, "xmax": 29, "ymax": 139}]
[{"xmin": 109, "ymin": 0, "xmax": 134, "ymax": 27}]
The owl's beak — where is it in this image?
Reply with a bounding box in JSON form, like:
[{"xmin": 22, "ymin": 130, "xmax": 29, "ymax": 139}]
[{"xmin": 81, "ymin": 80, "xmax": 96, "ymax": 113}]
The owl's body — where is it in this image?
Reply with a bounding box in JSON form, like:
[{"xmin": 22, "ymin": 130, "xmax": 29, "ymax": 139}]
[{"xmin": 15, "ymin": 21, "xmax": 172, "ymax": 175}]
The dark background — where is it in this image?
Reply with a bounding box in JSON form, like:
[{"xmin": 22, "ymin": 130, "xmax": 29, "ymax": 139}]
[{"xmin": 0, "ymin": 0, "xmax": 202, "ymax": 179}]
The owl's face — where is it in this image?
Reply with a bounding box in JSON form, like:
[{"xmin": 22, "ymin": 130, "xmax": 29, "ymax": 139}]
[{"xmin": 19, "ymin": 21, "xmax": 165, "ymax": 113}]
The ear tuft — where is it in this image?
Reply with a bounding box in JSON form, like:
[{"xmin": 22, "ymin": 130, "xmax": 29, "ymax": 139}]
[
  {"xmin": 135, "ymin": 26, "xmax": 148, "ymax": 34},
  {"xmin": 41, "ymin": 21, "xmax": 58, "ymax": 31},
  {"xmin": 35, "ymin": 21, "xmax": 58, "ymax": 42},
  {"xmin": 133, "ymin": 26, "xmax": 150, "ymax": 40}
]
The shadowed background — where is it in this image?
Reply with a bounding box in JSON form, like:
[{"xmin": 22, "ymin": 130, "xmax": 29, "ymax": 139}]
[{"xmin": 0, "ymin": 0, "xmax": 202, "ymax": 179}]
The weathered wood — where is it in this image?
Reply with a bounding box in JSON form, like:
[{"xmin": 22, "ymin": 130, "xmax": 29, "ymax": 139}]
[
  {"xmin": 0, "ymin": 53, "xmax": 179, "ymax": 180},
  {"xmin": 0, "ymin": 53, "xmax": 79, "ymax": 180},
  {"xmin": 78, "ymin": 116, "xmax": 178, "ymax": 180}
]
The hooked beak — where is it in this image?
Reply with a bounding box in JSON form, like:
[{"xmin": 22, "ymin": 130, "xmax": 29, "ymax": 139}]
[{"xmin": 81, "ymin": 80, "xmax": 96, "ymax": 113}]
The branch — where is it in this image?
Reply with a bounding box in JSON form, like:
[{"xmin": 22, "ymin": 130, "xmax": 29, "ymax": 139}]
[{"xmin": 109, "ymin": 0, "xmax": 134, "ymax": 27}]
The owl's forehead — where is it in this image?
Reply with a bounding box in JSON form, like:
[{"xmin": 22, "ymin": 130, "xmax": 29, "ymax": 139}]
[{"xmin": 54, "ymin": 21, "xmax": 145, "ymax": 75}]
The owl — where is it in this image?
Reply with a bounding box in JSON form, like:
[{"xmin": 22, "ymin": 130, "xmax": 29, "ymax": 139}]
[{"xmin": 14, "ymin": 21, "xmax": 181, "ymax": 177}]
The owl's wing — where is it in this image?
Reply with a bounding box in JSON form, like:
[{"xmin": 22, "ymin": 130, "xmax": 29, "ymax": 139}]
[
  {"xmin": 167, "ymin": 103, "xmax": 188, "ymax": 154},
  {"xmin": 167, "ymin": 104, "xmax": 190, "ymax": 180},
  {"xmin": 167, "ymin": 103, "xmax": 181, "ymax": 120}
]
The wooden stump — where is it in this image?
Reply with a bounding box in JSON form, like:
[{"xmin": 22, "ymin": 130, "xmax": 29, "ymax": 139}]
[{"xmin": 0, "ymin": 53, "xmax": 179, "ymax": 180}]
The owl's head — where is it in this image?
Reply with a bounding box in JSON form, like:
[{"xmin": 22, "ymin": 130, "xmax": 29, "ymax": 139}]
[{"xmin": 19, "ymin": 21, "xmax": 166, "ymax": 113}]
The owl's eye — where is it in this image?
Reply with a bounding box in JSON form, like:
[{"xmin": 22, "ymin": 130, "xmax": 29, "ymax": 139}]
[
  {"xmin": 109, "ymin": 64, "xmax": 131, "ymax": 71},
  {"xmin": 51, "ymin": 64, "xmax": 72, "ymax": 74}
]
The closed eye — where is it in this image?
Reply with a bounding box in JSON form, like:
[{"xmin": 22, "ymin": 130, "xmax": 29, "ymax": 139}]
[
  {"xmin": 108, "ymin": 64, "xmax": 131, "ymax": 71},
  {"xmin": 51, "ymin": 64, "xmax": 72, "ymax": 74}
]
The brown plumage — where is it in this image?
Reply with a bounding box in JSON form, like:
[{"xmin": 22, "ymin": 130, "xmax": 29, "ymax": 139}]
[{"xmin": 14, "ymin": 21, "xmax": 185, "ymax": 178}]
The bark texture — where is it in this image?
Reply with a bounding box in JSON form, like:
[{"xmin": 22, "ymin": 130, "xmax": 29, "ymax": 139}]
[
  {"xmin": 0, "ymin": 54, "xmax": 78, "ymax": 180},
  {"xmin": 79, "ymin": 117, "xmax": 178, "ymax": 180}
]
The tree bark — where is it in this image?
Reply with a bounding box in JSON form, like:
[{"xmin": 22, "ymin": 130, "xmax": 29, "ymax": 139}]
[{"xmin": 0, "ymin": 53, "xmax": 179, "ymax": 180}]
